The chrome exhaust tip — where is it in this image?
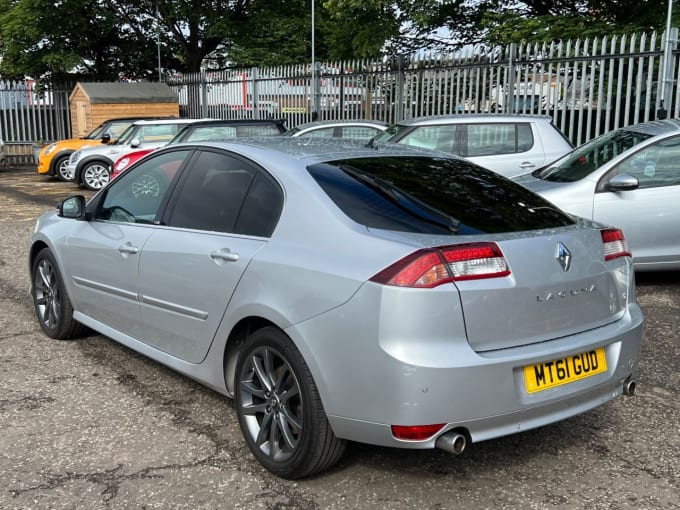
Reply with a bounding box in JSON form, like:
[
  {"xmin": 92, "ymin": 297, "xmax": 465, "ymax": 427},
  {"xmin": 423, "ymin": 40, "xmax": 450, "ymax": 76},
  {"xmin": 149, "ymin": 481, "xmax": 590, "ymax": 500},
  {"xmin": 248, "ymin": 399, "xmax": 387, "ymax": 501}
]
[
  {"xmin": 435, "ymin": 430, "xmax": 467, "ymax": 454},
  {"xmin": 623, "ymin": 379, "xmax": 636, "ymax": 396}
]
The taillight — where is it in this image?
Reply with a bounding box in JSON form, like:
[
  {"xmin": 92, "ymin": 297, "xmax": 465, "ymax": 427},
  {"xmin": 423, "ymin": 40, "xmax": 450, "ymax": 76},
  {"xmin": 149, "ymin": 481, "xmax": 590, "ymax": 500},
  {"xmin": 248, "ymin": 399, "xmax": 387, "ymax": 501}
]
[
  {"xmin": 601, "ymin": 228, "xmax": 631, "ymax": 261},
  {"xmin": 370, "ymin": 242, "xmax": 510, "ymax": 288},
  {"xmin": 440, "ymin": 242, "xmax": 510, "ymax": 281}
]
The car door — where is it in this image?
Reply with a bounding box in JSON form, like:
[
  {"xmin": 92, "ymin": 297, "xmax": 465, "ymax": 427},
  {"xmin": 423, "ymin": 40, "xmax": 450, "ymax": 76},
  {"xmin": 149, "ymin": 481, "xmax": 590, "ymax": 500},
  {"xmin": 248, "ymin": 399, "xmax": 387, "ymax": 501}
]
[
  {"xmin": 136, "ymin": 149, "xmax": 284, "ymax": 363},
  {"xmin": 593, "ymin": 135, "xmax": 680, "ymax": 266},
  {"xmin": 60, "ymin": 149, "xmax": 192, "ymax": 335},
  {"xmin": 463, "ymin": 123, "xmax": 539, "ymax": 178}
]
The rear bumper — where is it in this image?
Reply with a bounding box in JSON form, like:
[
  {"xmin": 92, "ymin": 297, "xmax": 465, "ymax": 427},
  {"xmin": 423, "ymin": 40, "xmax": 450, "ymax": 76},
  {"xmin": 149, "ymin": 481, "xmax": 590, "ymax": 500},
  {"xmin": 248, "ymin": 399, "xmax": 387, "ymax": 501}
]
[
  {"xmin": 327, "ymin": 375, "xmax": 631, "ymax": 448},
  {"xmin": 287, "ymin": 282, "xmax": 643, "ymax": 449}
]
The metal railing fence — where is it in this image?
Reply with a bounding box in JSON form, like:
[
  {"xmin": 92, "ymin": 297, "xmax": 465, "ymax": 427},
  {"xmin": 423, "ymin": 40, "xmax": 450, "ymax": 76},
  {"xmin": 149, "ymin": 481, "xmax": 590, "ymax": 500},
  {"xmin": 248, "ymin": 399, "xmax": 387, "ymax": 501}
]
[
  {"xmin": 165, "ymin": 29, "xmax": 679, "ymax": 147},
  {"xmin": 0, "ymin": 80, "xmax": 71, "ymax": 164},
  {"xmin": 1, "ymin": 29, "xmax": 678, "ymax": 164}
]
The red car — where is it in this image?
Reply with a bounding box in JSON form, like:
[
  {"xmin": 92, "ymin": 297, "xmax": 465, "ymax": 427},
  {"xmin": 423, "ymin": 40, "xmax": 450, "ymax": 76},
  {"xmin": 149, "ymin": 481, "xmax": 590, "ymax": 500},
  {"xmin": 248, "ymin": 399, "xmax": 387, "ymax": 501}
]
[{"xmin": 112, "ymin": 148, "xmax": 154, "ymax": 180}]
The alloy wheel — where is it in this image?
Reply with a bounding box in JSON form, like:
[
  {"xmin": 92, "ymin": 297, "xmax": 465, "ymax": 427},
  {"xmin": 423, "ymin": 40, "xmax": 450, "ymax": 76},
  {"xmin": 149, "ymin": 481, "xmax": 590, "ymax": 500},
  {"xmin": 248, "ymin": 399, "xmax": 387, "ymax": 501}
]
[
  {"xmin": 33, "ymin": 258, "xmax": 62, "ymax": 332},
  {"xmin": 239, "ymin": 346, "xmax": 303, "ymax": 462},
  {"xmin": 83, "ymin": 162, "xmax": 111, "ymax": 190}
]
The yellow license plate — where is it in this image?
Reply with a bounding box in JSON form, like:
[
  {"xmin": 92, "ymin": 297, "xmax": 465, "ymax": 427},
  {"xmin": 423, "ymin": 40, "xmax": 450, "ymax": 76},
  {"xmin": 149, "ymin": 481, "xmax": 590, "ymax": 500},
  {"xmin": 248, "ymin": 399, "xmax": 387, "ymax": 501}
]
[{"xmin": 524, "ymin": 347, "xmax": 607, "ymax": 393}]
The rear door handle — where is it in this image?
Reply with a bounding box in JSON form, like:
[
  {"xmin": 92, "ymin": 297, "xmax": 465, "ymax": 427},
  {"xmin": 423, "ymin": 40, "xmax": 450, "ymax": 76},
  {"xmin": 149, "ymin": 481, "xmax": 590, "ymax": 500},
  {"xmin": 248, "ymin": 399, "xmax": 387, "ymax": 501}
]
[
  {"xmin": 210, "ymin": 249, "xmax": 239, "ymax": 262},
  {"xmin": 118, "ymin": 243, "xmax": 139, "ymax": 255},
  {"xmin": 519, "ymin": 162, "xmax": 536, "ymax": 169}
]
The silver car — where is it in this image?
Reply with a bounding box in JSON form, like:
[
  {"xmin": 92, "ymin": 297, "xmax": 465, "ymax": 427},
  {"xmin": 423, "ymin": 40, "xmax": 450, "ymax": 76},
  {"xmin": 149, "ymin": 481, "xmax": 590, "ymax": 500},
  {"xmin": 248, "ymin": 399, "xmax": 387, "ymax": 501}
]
[
  {"xmin": 372, "ymin": 114, "xmax": 573, "ymax": 178},
  {"xmin": 29, "ymin": 138, "xmax": 643, "ymax": 478},
  {"xmin": 65, "ymin": 119, "xmax": 200, "ymax": 191},
  {"xmin": 515, "ymin": 119, "xmax": 680, "ymax": 271}
]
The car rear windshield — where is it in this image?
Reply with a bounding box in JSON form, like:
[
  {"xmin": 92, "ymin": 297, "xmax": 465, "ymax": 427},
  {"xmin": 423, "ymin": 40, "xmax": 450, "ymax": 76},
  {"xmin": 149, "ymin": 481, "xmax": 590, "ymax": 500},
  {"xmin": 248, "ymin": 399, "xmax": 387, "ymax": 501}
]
[
  {"xmin": 535, "ymin": 128, "xmax": 654, "ymax": 182},
  {"xmin": 308, "ymin": 156, "xmax": 574, "ymax": 235}
]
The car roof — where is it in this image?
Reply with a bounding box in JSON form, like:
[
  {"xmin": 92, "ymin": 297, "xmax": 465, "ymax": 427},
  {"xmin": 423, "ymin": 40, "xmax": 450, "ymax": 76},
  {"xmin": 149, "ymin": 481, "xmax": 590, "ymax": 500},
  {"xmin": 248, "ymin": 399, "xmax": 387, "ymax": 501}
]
[
  {"xmin": 182, "ymin": 119, "xmax": 286, "ymax": 127},
  {"xmin": 184, "ymin": 136, "xmax": 449, "ymax": 164},
  {"xmin": 292, "ymin": 119, "xmax": 389, "ymax": 130},
  {"xmin": 618, "ymin": 118, "xmax": 680, "ymax": 136},
  {"xmin": 130, "ymin": 118, "xmax": 208, "ymax": 126},
  {"xmin": 395, "ymin": 113, "xmax": 555, "ymax": 126},
  {"xmin": 103, "ymin": 116, "xmax": 169, "ymax": 122}
]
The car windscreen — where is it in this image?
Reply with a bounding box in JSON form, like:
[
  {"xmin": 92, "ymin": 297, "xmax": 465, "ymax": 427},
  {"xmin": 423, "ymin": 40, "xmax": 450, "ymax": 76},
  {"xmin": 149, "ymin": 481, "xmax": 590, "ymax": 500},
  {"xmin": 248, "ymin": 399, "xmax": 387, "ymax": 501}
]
[
  {"xmin": 281, "ymin": 128, "xmax": 301, "ymax": 137},
  {"xmin": 86, "ymin": 123, "xmax": 106, "ymax": 139},
  {"xmin": 308, "ymin": 156, "xmax": 574, "ymax": 235},
  {"xmin": 113, "ymin": 124, "xmax": 139, "ymax": 145},
  {"xmin": 534, "ymin": 128, "xmax": 654, "ymax": 182},
  {"xmin": 370, "ymin": 124, "xmax": 408, "ymax": 143}
]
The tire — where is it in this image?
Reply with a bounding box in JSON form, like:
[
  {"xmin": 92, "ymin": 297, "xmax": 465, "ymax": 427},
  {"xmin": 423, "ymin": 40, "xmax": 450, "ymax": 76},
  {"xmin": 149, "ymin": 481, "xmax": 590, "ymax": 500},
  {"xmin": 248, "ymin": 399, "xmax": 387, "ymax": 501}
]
[
  {"xmin": 31, "ymin": 248, "xmax": 86, "ymax": 339},
  {"xmin": 55, "ymin": 154, "xmax": 74, "ymax": 182},
  {"xmin": 81, "ymin": 161, "xmax": 111, "ymax": 191},
  {"xmin": 235, "ymin": 327, "xmax": 346, "ymax": 478}
]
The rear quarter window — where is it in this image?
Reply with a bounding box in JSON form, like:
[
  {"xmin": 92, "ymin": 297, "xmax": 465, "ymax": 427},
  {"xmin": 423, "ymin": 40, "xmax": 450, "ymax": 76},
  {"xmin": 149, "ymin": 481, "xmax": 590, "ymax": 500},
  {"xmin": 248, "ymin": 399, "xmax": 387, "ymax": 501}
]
[
  {"xmin": 308, "ymin": 156, "xmax": 574, "ymax": 235},
  {"xmin": 465, "ymin": 123, "xmax": 533, "ymax": 156}
]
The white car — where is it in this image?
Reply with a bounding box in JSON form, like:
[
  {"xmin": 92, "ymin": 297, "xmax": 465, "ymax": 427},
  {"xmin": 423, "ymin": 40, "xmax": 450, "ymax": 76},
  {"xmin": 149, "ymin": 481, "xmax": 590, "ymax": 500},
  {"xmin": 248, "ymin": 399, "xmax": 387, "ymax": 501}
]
[
  {"xmin": 372, "ymin": 114, "xmax": 573, "ymax": 178},
  {"xmin": 0, "ymin": 138, "xmax": 5, "ymax": 165},
  {"xmin": 284, "ymin": 119, "xmax": 388, "ymax": 142},
  {"xmin": 65, "ymin": 119, "xmax": 202, "ymax": 190},
  {"xmin": 515, "ymin": 119, "xmax": 680, "ymax": 271}
]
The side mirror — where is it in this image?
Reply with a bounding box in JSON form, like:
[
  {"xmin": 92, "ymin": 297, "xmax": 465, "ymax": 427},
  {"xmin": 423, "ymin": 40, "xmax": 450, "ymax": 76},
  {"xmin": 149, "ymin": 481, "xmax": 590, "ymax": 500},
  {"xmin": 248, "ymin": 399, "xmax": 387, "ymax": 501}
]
[
  {"xmin": 130, "ymin": 138, "xmax": 141, "ymax": 148},
  {"xmin": 101, "ymin": 133, "xmax": 111, "ymax": 144},
  {"xmin": 605, "ymin": 173, "xmax": 639, "ymax": 192},
  {"xmin": 57, "ymin": 195, "xmax": 87, "ymax": 219}
]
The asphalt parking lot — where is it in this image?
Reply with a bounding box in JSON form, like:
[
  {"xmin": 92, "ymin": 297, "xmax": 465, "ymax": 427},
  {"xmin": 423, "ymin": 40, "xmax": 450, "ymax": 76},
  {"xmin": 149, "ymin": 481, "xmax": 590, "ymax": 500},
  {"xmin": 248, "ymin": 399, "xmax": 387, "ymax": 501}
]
[{"xmin": 0, "ymin": 165, "xmax": 678, "ymax": 509}]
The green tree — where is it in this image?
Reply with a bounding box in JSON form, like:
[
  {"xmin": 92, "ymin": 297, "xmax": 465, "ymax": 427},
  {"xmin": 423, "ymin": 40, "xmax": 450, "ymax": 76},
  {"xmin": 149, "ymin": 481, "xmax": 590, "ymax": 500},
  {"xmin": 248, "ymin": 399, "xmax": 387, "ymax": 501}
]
[
  {"xmin": 447, "ymin": 0, "xmax": 677, "ymax": 46},
  {"xmin": 220, "ymin": 0, "xmax": 314, "ymax": 67},
  {"xmin": 0, "ymin": 0, "xmax": 158, "ymax": 82},
  {"xmin": 0, "ymin": 0, "xmax": 254, "ymax": 81}
]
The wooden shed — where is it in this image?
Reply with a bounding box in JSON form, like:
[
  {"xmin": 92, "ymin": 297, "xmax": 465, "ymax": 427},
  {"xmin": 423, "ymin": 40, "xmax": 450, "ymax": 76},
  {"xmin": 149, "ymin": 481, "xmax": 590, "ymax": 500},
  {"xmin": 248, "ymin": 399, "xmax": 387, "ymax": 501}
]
[{"xmin": 69, "ymin": 82, "xmax": 179, "ymax": 137}]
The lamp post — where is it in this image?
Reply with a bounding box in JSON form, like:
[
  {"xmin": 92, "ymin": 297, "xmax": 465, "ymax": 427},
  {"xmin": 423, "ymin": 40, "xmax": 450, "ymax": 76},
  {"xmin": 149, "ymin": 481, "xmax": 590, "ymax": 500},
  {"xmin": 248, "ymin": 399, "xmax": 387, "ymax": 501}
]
[
  {"xmin": 659, "ymin": 0, "xmax": 675, "ymax": 119},
  {"xmin": 156, "ymin": 5, "xmax": 163, "ymax": 82},
  {"xmin": 311, "ymin": 0, "xmax": 319, "ymax": 120}
]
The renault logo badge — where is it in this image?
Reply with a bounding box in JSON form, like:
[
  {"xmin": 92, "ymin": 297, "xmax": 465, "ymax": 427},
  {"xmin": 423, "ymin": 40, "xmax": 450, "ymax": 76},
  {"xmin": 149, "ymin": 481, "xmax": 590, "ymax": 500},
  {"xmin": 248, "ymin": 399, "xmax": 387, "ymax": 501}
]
[{"xmin": 556, "ymin": 242, "xmax": 572, "ymax": 272}]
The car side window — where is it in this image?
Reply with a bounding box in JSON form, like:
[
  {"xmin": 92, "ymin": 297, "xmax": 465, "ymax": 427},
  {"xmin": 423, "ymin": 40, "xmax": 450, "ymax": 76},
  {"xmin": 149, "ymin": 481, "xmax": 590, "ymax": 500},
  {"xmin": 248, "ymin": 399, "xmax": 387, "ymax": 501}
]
[
  {"xmin": 399, "ymin": 125, "xmax": 458, "ymax": 153},
  {"xmin": 341, "ymin": 126, "xmax": 381, "ymax": 141},
  {"xmin": 465, "ymin": 123, "xmax": 533, "ymax": 156},
  {"xmin": 96, "ymin": 150, "xmax": 190, "ymax": 224},
  {"xmin": 137, "ymin": 124, "xmax": 181, "ymax": 144},
  {"xmin": 615, "ymin": 136, "xmax": 680, "ymax": 189},
  {"xmin": 302, "ymin": 127, "xmax": 336, "ymax": 138},
  {"xmin": 167, "ymin": 150, "xmax": 282, "ymax": 236},
  {"xmin": 185, "ymin": 126, "xmax": 237, "ymax": 142}
]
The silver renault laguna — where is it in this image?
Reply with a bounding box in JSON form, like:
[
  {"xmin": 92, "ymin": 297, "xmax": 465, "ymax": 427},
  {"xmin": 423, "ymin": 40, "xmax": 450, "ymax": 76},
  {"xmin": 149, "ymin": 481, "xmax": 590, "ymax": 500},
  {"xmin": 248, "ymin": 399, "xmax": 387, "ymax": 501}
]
[{"xmin": 29, "ymin": 138, "xmax": 643, "ymax": 479}]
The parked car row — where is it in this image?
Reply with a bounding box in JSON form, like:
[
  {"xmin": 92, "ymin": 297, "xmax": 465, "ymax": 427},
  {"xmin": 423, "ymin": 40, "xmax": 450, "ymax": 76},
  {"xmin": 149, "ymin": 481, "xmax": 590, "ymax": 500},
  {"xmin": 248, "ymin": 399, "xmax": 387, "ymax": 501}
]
[
  {"xmin": 37, "ymin": 116, "xmax": 169, "ymax": 181},
  {"xmin": 33, "ymin": 114, "xmax": 680, "ymax": 271}
]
